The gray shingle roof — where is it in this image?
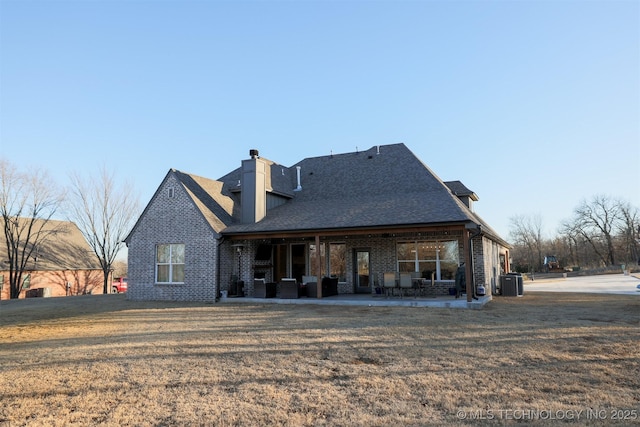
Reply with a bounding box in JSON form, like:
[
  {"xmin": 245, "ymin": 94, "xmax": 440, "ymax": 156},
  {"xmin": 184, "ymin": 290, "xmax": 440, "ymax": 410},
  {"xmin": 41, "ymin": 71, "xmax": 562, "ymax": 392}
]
[
  {"xmin": 221, "ymin": 143, "xmax": 481, "ymax": 234},
  {"xmin": 136, "ymin": 143, "xmax": 507, "ymax": 245},
  {"xmin": 173, "ymin": 170, "xmax": 235, "ymax": 233}
]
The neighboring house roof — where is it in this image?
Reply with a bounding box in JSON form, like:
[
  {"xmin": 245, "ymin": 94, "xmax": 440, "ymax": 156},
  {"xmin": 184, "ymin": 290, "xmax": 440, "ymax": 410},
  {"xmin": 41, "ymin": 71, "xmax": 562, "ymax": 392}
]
[{"xmin": 0, "ymin": 218, "xmax": 101, "ymax": 271}]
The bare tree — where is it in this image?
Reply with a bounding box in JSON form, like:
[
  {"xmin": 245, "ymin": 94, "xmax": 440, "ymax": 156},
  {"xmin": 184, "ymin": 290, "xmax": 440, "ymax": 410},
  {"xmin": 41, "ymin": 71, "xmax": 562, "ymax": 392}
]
[
  {"xmin": 558, "ymin": 220, "xmax": 583, "ymax": 268},
  {"xmin": 508, "ymin": 196, "xmax": 639, "ymax": 272},
  {"xmin": 618, "ymin": 201, "xmax": 640, "ymax": 265},
  {"xmin": 67, "ymin": 167, "xmax": 140, "ymax": 294},
  {"xmin": 572, "ymin": 195, "xmax": 622, "ymax": 266},
  {"xmin": 0, "ymin": 159, "xmax": 63, "ymax": 299},
  {"xmin": 509, "ymin": 214, "xmax": 544, "ymax": 272}
]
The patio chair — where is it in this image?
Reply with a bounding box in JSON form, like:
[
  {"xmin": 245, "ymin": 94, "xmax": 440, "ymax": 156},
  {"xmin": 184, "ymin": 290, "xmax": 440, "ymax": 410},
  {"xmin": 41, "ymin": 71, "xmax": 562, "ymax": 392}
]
[
  {"xmin": 383, "ymin": 272, "xmax": 397, "ymax": 298},
  {"xmin": 306, "ymin": 282, "xmax": 318, "ymax": 298},
  {"xmin": 399, "ymin": 273, "xmax": 413, "ymax": 298},
  {"xmin": 300, "ymin": 276, "xmax": 316, "ymax": 296},
  {"xmin": 254, "ymin": 278, "xmax": 276, "ymax": 298},
  {"xmin": 279, "ymin": 278, "xmax": 300, "ymax": 299}
]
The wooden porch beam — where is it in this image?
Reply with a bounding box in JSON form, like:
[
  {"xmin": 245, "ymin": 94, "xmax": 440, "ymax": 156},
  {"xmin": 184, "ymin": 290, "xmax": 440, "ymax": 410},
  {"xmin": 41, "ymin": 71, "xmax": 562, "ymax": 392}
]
[
  {"xmin": 224, "ymin": 224, "xmax": 468, "ymax": 241},
  {"xmin": 315, "ymin": 234, "xmax": 322, "ymax": 299}
]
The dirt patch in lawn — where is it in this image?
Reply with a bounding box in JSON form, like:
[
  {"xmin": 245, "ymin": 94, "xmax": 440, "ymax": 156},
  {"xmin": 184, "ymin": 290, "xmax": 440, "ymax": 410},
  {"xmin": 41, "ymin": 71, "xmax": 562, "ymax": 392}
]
[{"xmin": 0, "ymin": 293, "xmax": 638, "ymax": 426}]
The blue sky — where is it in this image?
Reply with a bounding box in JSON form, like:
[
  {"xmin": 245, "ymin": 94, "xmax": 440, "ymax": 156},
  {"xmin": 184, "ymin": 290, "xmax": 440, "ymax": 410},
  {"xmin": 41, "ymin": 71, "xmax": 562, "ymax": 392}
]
[{"xmin": 1, "ymin": 0, "xmax": 638, "ymax": 240}]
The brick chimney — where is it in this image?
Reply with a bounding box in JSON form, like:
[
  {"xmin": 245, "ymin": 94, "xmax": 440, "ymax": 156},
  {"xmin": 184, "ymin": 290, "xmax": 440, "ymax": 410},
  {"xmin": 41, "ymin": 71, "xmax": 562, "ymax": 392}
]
[{"xmin": 241, "ymin": 149, "xmax": 267, "ymax": 223}]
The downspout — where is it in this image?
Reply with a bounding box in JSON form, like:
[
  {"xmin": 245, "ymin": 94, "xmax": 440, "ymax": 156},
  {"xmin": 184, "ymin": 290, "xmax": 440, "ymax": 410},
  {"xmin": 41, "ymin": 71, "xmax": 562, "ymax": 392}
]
[
  {"xmin": 216, "ymin": 236, "xmax": 225, "ymax": 302},
  {"xmin": 467, "ymin": 224, "xmax": 482, "ymax": 301}
]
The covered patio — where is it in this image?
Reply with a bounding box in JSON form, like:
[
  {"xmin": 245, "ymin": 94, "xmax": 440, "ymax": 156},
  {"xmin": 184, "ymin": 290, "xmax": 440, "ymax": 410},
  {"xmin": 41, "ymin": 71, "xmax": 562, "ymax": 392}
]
[{"xmin": 223, "ymin": 223, "xmax": 495, "ymax": 305}]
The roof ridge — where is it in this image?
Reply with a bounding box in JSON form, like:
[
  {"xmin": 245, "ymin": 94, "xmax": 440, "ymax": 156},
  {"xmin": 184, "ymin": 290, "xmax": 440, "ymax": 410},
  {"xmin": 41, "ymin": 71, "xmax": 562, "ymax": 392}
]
[{"xmin": 292, "ymin": 142, "xmax": 407, "ymax": 164}]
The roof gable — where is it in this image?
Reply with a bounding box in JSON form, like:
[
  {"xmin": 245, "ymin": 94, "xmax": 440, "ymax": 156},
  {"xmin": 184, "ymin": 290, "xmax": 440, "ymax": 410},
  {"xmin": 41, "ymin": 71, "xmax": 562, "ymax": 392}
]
[{"xmin": 125, "ymin": 169, "xmax": 236, "ymax": 243}]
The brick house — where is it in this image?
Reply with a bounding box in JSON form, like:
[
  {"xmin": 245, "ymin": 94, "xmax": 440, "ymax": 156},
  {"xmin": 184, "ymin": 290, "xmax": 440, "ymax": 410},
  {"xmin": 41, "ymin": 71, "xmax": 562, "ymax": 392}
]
[
  {"xmin": 125, "ymin": 143, "xmax": 511, "ymax": 303},
  {"xmin": 0, "ymin": 218, "xmax": 103, "ymax": 299}
]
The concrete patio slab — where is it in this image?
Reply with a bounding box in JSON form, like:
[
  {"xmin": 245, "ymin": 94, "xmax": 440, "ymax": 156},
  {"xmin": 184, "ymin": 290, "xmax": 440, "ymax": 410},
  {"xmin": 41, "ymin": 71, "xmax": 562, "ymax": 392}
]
[{"xmin": 221, "ymin": 293, "xmax": 492, "ymax": 309}]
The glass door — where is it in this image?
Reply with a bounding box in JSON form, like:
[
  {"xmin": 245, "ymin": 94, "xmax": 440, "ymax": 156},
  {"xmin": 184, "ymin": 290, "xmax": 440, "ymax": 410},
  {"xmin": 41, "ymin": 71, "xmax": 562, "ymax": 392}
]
[{"xmin": 354, "ymin": 249, "xmax": 370, "ymax": 293}]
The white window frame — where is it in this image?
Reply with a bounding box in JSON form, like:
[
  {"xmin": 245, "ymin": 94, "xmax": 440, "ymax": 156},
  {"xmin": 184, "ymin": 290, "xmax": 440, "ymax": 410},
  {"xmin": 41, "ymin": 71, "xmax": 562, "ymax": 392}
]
[
  {"xmin": 155, "ymin": 243, "xmax": 185, "ymax": 284},
  {"xmin": 397, "ymin": 240, "xmax": 459, "ymax": 281}
]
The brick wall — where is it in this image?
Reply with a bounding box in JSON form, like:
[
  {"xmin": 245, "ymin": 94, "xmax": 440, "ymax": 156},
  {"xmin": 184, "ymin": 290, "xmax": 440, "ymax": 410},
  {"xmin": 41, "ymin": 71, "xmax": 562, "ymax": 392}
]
[
  {"xmin": 127, "ymin": 173, "xmax": 218, "ymax": 302},
  {"xmin": 481, "ymin": 237, "xmax": 502, "ymax": 296},
  {"xmin": 0, "ymin": 269, "xmax": 103, "ymax": 299},
  {"xmin": 217, "ymin": 240, "xmax": 253, "ymax": 296}
]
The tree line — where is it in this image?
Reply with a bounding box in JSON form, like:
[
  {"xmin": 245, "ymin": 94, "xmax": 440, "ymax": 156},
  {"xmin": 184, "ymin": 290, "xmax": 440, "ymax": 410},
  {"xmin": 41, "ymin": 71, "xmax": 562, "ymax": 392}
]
[
  {"xmin": 0, "ymin": 159, "xmax": 140, "ymax": 299},
  {"xmin": 509, "ymin": 195, "xmax": 640, "ymax": 273}
]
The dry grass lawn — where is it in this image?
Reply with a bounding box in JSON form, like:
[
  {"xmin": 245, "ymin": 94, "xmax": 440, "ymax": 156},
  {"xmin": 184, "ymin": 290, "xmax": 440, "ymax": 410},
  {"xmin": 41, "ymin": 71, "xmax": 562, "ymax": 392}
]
[{"xmin": 0, "ymin": 293, "xmax": 638, "ymax": 426}]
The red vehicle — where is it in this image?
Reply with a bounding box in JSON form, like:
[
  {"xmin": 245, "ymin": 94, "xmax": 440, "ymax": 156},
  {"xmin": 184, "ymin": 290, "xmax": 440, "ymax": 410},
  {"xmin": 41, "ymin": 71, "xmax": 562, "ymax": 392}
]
[{"xmin": 112, "ymin": 277, "xmax": 128, "ymax": 293}]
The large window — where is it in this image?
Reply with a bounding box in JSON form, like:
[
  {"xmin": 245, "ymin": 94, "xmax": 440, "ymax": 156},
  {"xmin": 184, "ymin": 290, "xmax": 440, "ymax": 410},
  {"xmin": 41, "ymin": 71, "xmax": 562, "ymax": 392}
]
[
  {"xmin": 309, "ymin": 242, "xmax": 346, "ymax": 282},
  {"xmin": 156, "ymin": 244, "xmax": 185, "ymax": 284},
  {"xmin": 397, "ymin": 240, "xmax": 459, "ymax": 281}
]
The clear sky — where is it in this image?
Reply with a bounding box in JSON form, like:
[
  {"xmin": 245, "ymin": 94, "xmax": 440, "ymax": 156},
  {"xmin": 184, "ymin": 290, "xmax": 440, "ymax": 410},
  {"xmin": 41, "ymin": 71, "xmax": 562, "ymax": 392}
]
[{"xmin": 1, "ymin": 0, "xmax": 638, "ymax": 241}]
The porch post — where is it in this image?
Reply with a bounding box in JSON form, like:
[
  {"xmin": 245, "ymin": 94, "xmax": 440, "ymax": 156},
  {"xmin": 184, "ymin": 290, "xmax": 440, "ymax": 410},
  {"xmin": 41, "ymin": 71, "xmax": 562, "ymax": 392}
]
[
  {"xmin": 315, "ymin": 235, "xmax": 322, "ymax": 298},
  {"xmin": 505, "ymin": 250, "xmax": 510, "ymax": 273},
  {"xmin": 463, "ymin": 229, "xmax": 473, "ymax": 302}
]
